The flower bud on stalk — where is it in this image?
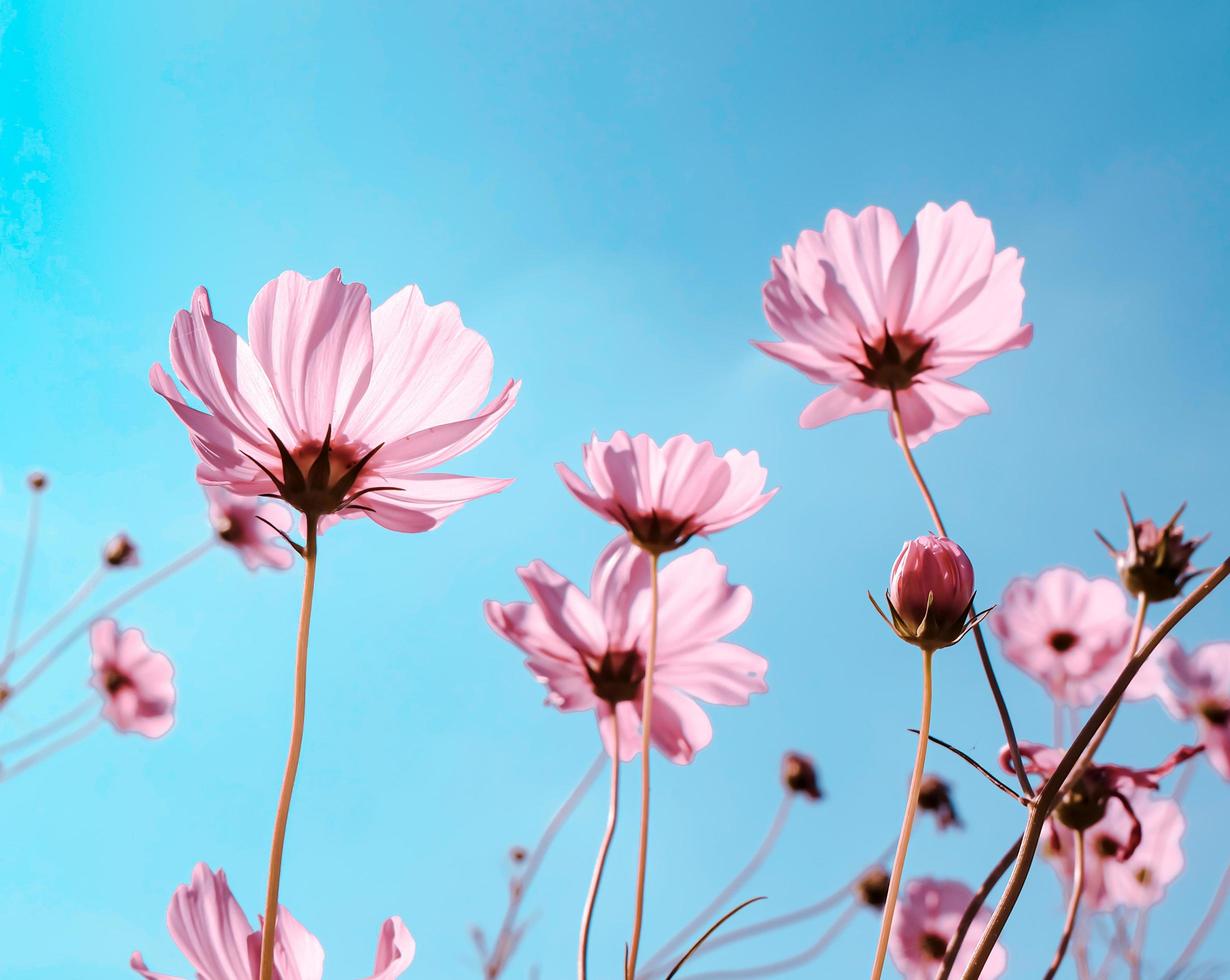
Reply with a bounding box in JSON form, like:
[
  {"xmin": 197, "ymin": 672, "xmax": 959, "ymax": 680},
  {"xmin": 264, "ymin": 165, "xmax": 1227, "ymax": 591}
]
[
  {"xmin": 1096, "ymin": 495, "xmax": 1208, "ymax": 602},
  {"xmin": 870, "ymin": 535, "xmax": 986, "ymax": 650},
  {"xmin": 917, "ymin": 774, "xmax": 962, "ymax": 831},
  {"xmin": 26, "ymin": 471, "xmax": 48, "ymax": 492},
  {"xmin": 858, "ymin": 868, "xmax": 891, "ymax": 909},
  {"xmin": 102, "ymin": 533, "xmax": 139, "ymax": 568},
  {"xmin": 781, "ymin": 751, "xmax": 823, "ymax": 801}
]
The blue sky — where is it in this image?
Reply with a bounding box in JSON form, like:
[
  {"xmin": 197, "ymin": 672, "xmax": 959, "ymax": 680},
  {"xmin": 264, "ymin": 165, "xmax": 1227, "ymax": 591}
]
[{"xmin": 1, "ymin": 1, "xmax": 1228, "ymax": 976}]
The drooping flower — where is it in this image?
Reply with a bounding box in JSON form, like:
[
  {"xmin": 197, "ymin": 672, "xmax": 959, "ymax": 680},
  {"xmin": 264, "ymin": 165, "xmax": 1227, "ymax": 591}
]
[
  {"xmin": 1158, "ymin": 642, "xmax": 1230, "ymax": 780},
  {"xmin": 104, "ymin": 533, "xmax": 140, "ymax": 568},
  {"xmin": 484, "ymin": 537, "xmax": 767, "ymax": 763},
  {"xmin": 89, "ymin": 619, "xmax": 175, "ymax": 738},
  {"xmin": 991, "ymin": 567, "xmax": 1138, "ymax": 706},
  {"xmin": 205, "ymin": 486, "xmax": 295, "ymax": 571},
  {"xmin": 781, "ymin": 751, "xmax": 823, "ymax": 801},
  {"xmin": 756, "ymin": 202, "xmax": 1032, "ymax": 447},
  {"xmin": 888, "ymin": 877, "xmax": 1007, "ymax": 979},
  {"xmin": 555, "ymin": 432, "xmax": 775, "ymax": 555},
  {"xmin": 130, "ymin": 863, "xmax": 414, "ymax": 980},
  {"xmin": 872, "ymin": 535, "xmax": 982, "ymax": 650},
  {"xmin": 1096, "ymin": 496, "xmax": 1207, "ymax": 602},
  {"xmin": 152, "ymin": 269, "xmax": 518, "ymax": 533},
  {"xmin": 917, "ymin": 774, "xmax": 962, "ymax": 831}
]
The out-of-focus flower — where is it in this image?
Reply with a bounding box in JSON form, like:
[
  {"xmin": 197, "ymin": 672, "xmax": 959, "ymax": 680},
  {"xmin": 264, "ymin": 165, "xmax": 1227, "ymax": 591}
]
[
  {"xmin": 130, "ymin": 863, "xmax": 414, "ymax": 979},
  {"xmin": 1096, "ymin": 497, "xmax": 1207, "ymax": 603},
  {"xmin": 991, "ymin": 568, "xmax": 1137, "ymax": 706},
  {"xmin": 857, "ymin": 868, "xmax": 891, "ymax": 909},
  {"xmin": 205, "ymin": 486, "xmax": 295, "ymax": 571},
  {"xmin": 484, "ymin": 537, "xmax": 767, "ymax": 764},
  {"xmin": 756, "ymin": 202, "xmax": 1032, "ymax": 447},
  {"xmin": 1158, "ymin": 642, "xmax": 1230, "ymax": 780},
  {"xmin": 888, "ymin": 877, "xmax": 1007, "ymax": 979},
  {"xmin": 103, "ymin": 533, "xmax": 140, "ymax": 568},
  {"xmin": 781, "ymin": 751, "xmax": 823, "ymax": 801},
  {"xmin": 917, "ymin": 774, "xmax": 962, "ymax": 831},
  {"xmin": 88, "ymin": 619, "xmax": 175, "ymax": 738},
  {"xmin": 26, "ymin": 471, "xmax": 47, "ymax": 491},
  {"xmin": 555, "ymin": 432, "xmax": 775, "ymax": 555},
  {"xmin": 872, "ymin": 535, "xmax": 981, "ymax": 650},
  {"xmin": 152, "ymin": 269, "xmax": 518, "ymax": 533}
]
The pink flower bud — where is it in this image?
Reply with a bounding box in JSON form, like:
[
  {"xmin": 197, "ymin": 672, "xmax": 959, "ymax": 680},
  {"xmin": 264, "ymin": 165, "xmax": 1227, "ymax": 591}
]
[
  {"xmin": 875, "ymin": 535, "xmax": 980, "ymax": 650},
  {"xmin": 102, "ymin": 533, "xmax": 139, "ymax": 569}
]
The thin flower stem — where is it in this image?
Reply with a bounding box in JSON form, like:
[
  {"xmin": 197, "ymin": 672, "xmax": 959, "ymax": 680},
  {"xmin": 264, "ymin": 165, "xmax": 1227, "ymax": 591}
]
[
  {"xmin": 961, "ymin": 556, "xmax": 1230, "ymax": 978},
  {"xmin": 3, "ymin": 488, "xmax": 42, "ymax": 661},
  {"xmin": 684, "ymin": 901, "xmax": 859, "ymax": 980},
  {"xmin": 1042, "ymin": 829, "xmax": 1084, "ymax": 980},
  {"xmin": 889, "ymin": 389, "xmax": 1031, "ymax": 797},
  {"xmin": 3, "ymin": 567, "xmax": 106, "ymax": 669},
  {"xmin": 579, "ymin": 718, "xmax": 621, "ymax": 980},
  {"xmin": 1162, "ymin": 857, "xmax": 1230, "ymax": 979},
  {"xmin": 7, "ymin": 539, "xmax": 216, "ymax": 697},
  {"xmin": 910, "ymin": 730, "xmax": 1026, "ymax": 804},
  {"xmin": 1077, "ymin": 594, "xmax": 1147, "ymax": 770},
  {"xmin": 935, "ymin": 835, "xmax": 1023, "ymax": 980},
  {"xmin": 870, "ymin": 647, "xmax": 934, "ymax": 980},
  {"xmin": 0, "ymin": 716, "xmax": 103, "ymax": 782},
  {"xmin": 485, "ymin": 750, "xmax": 606, "ymax": 979},
  {"xmin": 0, "ymin": 695, "xmax": 97, "ymax": 755},
  {"xmin": 644, "ymin": 794, "xmax": 794, "ymax": 973},
  {"xmin": 625, "ymin": 551, "xmax": 660, "ymax": 979},
  {"xmin": 258, "ymin": 520, "xmax": 318, "ymax": 980}
]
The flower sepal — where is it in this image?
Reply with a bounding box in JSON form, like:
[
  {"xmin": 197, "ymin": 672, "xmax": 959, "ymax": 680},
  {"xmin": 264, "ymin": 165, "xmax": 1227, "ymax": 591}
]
[{"xmin": 869, "ymin": 590, "xmax": 990, "ymax": 651}]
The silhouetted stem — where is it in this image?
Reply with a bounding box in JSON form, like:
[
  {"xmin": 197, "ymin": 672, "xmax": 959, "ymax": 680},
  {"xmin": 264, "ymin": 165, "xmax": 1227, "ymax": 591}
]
[
  {"xmin": 935, "ymin": 835, "xmax": 1023, "ymax": 980},
  {"xmin": 579, "ymin": 719, "xmax": 621, "ymax": 980},
  {"xmin": 870, "ymin": 647, "xmax": 933, "ymax": 979},
  {"xmin": 625, "ymin": 552, "xmax": 660, "ymax": 978},
  {"xmin": 1043, "ymin": 830, "xmax": 1084, "ymax": 980},
  {"xmin": 0, "ymin": 716, "xmax": 102, "ymax": 781},
  {"xmin": 3, "ymin": 488, "xmax": 42, "ymax": 663},
  {"xmin": 0, "ymin": 696, "xmax": 96, "ymax": 755},
  {"xmin": 1077, "ymin": 594, "xmax": 1147, "ymax": 770},
  {"xmin": 685, "ymin": 901, "xmax": 859, "ymax": 979},
  {"xmin": 258, "ymin": 520, "xmax": 317, "ymax": 980},
  {"xmin": 1163, "ymin": 858, "xmax": 1230, "ymax": 979},
  {"xmin": 961, "ymin": 557, "xmax": 1230, "ymax": 978}
]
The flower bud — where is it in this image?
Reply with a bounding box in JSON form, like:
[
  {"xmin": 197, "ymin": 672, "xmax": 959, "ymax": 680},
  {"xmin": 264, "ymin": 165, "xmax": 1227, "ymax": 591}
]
[
  {"xmin": 103, "ymin": 533, "xmax": 139, "ymax": 568},
  {"xmin": 508, "ymin": 846, "xmax": 528, "ymax": 864},
  {"xmin": 26, "ymin": 471, "xmax": 48, "ymax": 492},
  {"xmin": 872, "ymin": 535, "xmax": 982, "ymax": 650},
  {"xmin": 917, "ymin": 774, "xmax": 962, "ymax": 830},
  {"xmin": 857, "ymin": 867, "xmax": 891, "ymax": 908},
  {"xmin": 1096, "ymin": 496, "xmax": 1206, "ymax": 603},
  {"xmin": 781, "ymin": 751, "xmax": 822, "ymax": 801}
]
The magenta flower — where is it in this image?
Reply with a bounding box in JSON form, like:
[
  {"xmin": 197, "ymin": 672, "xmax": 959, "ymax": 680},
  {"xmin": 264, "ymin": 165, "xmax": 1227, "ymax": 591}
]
[
  {"xmin": 875, "ymin": 534, "xmax": 981, "ymax": 649},
  {"xmin": 991, "ymin": 567, "xmax": 1137, "ymax": 706},
  {"xmin": 888, "ymin": 877, "xmax": 1007, "ymax": 979},
  {"xmin": 131, "ymin": 863, "xmax": 414, "ymax": 979},
  {"xmin": 89, "ymin": 619, "xmax": 175, "ymax": 738},
  {"xmin": 484, "ymin": 537, "xmax": 767, "ymax": 763},
  {"xmin": 555, "ymin": 432, "xmax": 775, "ymax": 554},
  {"xmin": 1159, "ymin": 642, "xmax": 1230, "ymax": 779},
  {"xmin": 757, "ymin": 202, "xmax": 1032, "ymax": 446},
  {"xmin": 205, "ymin": 487, "xmax": 294, "ymax": 571},
  {"xmin": 152, "ymin": 269, "xmax": 518, "ymax": 532}
]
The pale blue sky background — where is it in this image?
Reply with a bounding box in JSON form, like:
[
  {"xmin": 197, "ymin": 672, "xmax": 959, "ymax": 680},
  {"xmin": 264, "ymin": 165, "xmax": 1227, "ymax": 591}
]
[{"xmin": 1, "ymin": 1, "xmax": 1229, "ymax": 977}]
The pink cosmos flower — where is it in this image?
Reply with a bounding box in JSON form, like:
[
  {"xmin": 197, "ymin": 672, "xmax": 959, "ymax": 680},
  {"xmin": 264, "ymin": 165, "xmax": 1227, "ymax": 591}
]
[
  {"xmin": 152, "ymin": 269, "xmax": 518, "ymax": 533},
  {"xmin": 131, "ymin": 863, "xmax": 414, "ymax": 980},
  {"xmin": 555, "ymin": 432, "xmax": 775, "ymax": 554},
  {"xmin": 484, "ymin": 537, "xmax": 767, "ymax": 763},
  {"xmin": 205, "ymin": 486, "xmax": 294, "ymax": 571},
  {"xmin": 1159, "ymin": 642, "xmax": 1230, "ymax": 779},
  {"xmin": 756, "ymin": 202, "xmax": 1032, "ymax": 446},
  {"xmin": 89, "ymin": 619, "xmax": 175, "ymax": 738},
  {"xmin": 888, "ymin": 877, "xmax": 1007, "ymax": 979},
  {"xmin": 990, "ymin": 567, "xmax": 1137, "ymax": 706}
]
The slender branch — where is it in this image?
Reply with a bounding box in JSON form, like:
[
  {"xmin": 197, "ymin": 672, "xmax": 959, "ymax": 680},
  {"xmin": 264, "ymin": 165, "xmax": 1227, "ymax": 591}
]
[
  {"xmin": 1163, "ymin": 859, "xmax": 1230, "ymax": 979},
  {"xmin": 1077, "ymin": 594, "xmax": 1147, "ymax": 771},
  {"xmin": 871, "ymin": 648, "xmax": 934, "ymax": 979},
  {"xmin": 0, "ymin": 717, "xmax": 103, "ymax": 782},
  {"xmin": 579, "ymin": 720, "xmax": 622, "ymax": 980},
  {"xmin": 643, "ymin": 794, "xmax": 793, "ymax": 973},
  {"xmin": 3, "ymin": 488, "xmax": 42, "ymax": 661},
  {"xmin": 2, "ymin": 568, "xmax": 105, "ymax": 673},
  {"xmin": 684, "ymin": 902, "xmax": 859, "ymax": 980},
  {"xmin": 258, "ymin": 521, "xmax": 318, "ymax": 980},
  {"xmin": 907, "ymin": 729, "xmax": 1027, "ymax": 804},
  {"xmin": 484, "ymin": 751, "xmax": 606, "ymax": 978},
  {"xmin": 889, "ymin": 389, "xmax": 1031, "ymax": 796},
  {"xmin": 936, "ymin": 835, "xmax": 1023, "ymax": 980},
  {"xmin": 961, "ymin": 556, "xmax": 1230, "ymax": 978},
  {"xmin": 0, "ymin": 696, "xmax": 97, "ymax": 755},
  {"xmin": 664, "ymin": 897, "xmax": 766, "ymax": 980},
  {"xmin": 1043, "ymin": 829, "xmax": 1084, "ymax": 980}
]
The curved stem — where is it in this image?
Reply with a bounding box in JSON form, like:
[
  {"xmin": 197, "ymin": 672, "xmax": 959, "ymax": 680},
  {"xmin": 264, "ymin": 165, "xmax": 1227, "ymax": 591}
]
[
  {"xmin": 870, "ymin": 647, "xmax": 933, "ymax": 980},
  {"xmin": 625, "ymin": 552, "xmax": 660, "ymax": 978},
  {"xmin": 3, "ymin": 488, "xmax": 42, "ymax": 664},
  {"xmin": 2, "ymin": 568, "xmax": 105, "ymax": 674},
  {"xmin": 961, "ymin": 556, "xmax": 1230, "ymax": 978},
  {"xmin": 685, "ymin": 901, "xmax": 859, "ymax": 980},
  {"xmin": 0, "ymin": 716, "xmax": 102, "ymax": 782},
  {"xmin": 579, "ymin": 717, "xmax": 621, "ymax": 980},
  {"xmin": 1043, "ymin": 829, "xmax": 1084, "ymax": 980},
  {"xmin": 1163, "ymin": 858, "xmax": 1230, "ymax": 979},
  {"xmin": 1078, "ymin": 595, "xmax": 1147, "ymax": 770},
  {"xmin": 258, "ymin": 521, "xmax": 318, "ymax": 980},
  {"xmin": 0, "ymin": 696, "xmax": 96, "ymax": 755},
  {"xmin": 889, "ymin": 390, "xmax": 1030, "ymax": 797},
  {"xmin": 644, "ymin": 794, "xmax": 793, "ymax": 973},
  {"xmin": 485, "ymin": 751, "xmax": 605, "ymax": 979},
  {"xmin": 935, "ymin": 835, "xmax": 1023, "ymax": 980}
]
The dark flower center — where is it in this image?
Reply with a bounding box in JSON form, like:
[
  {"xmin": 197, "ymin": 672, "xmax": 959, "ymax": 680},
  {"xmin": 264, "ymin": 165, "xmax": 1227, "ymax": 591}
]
[
  {"xmin": 1096, "ymin": 835, "xmax": 1120, "ymax": 858},
  {"xmin": 1049, "ymin": 630, "xmax": 1078, "ymax": 653},
  {"xmin": 253, "ymin": 425, "xmax": 386, "ymax": 518},
  {"xmin": 849, "ymin": 324, "xmax": 933, "ymax": 391},
  {"xmin": 102, "ymin": 668, "xmax": 132, "ymax": 696},
  {"xmin": 622, "ymin": 510, "xmax": 698, "ymax": 555},
  {"xmin": 586, "ymin": 650, "xmax": 645, "ymax": 704},
  {"xmin": 1135, "ymin": 866, "xmax": 1153, "ymax": 885},
  {"xmin": 1199, "ymin": 702, "xmax": 1230, "ymax": 726},
  {"xmin": 215, "ymin": 515, "xmax": 246, "ymax": 544},
  {"xmin": 920, "ymin": 932, "xmax": 949, "ymax": 960}
]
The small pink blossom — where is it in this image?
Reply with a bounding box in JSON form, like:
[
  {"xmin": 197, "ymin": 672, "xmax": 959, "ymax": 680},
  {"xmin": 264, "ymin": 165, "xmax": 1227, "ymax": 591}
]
[
  {"xmin": 205, "ymin": 487, "xmax": 294, "ymax": 571},
  {"xmin": 89, "ymin": 619, "xmax": 175, "ymax": 738},
  {"xmin": 152, "ymin": 269, "xmax": 518, "ymax": 533},
  {"xmin": 888, "ymin": 877, "xmax": 1007, "ymax": 979},
  {"xmin": 555, "ymin": 432, "xmax": 775, "ymax": 554},
  {"xmin": 1159, "ymin": 642, "xmax": 1230, "ymax": 780},
  {"xmin": 484, "ymin": 537, "xmax": 767, "ymax": 764},
  {"xmin": 130, "ymin": 863, "xmax": 414, "ymax": 979},
  {"xmin": 756, "ymin": 202, "xmax": 1032, "ymax": 447},
  {"xmin": 879, "ymin": 534, "xmax": 979, "ymax": 649}
]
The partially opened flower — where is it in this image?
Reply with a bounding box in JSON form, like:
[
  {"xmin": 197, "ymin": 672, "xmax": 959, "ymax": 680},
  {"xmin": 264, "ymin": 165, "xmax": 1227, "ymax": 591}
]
[
  {"xmin": 873, "ymin": 535, "xmax": 981, "ymax": 649},
  {"xmin": 1096, "ymin": 496, "xmax": 1207, "ymax": 602},
  {"xmin": 130, "ymin": 863, "xmax": 414, "ymax": 979},
  {"xmin": 152, "ymin": 269, "xmax": 518, "ymax": 533},
  {"xmin": 556, "ymin": 432, "xmax": 775, "ymax": 554},
  {"xmin": 1159, "ymin": 642, "xmax": 1230, "ymax": 779},
  {"xmin": 484, "ymin": 537, "xmax": 767, "ymax": 763},
  {"xmin": 888, "ymin": 877, "xmax": 1007, "ymax": 979},
  {"xmin": 991, "ymin": 568, "xmax": 1135, "ymax": 706},
  {"xmin": 756, "ymin": 202, "xmax": 1032, "ymax": 447},
  {"xmin": 89, "ymin": 619, "xmax": 175, "ymax": 738},
  {"xmin": 205, "ymin": 486, "xmax": 295, "ymax": 571}
]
